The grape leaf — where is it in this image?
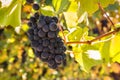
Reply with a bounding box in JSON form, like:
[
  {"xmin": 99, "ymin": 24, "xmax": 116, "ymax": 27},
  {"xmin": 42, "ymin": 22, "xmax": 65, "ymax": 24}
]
[
  {"xmin": 67, "ymin": 0, "xmax": 78, "ymax": 12},
  {"xmin": 110, "ymin": 35, "xmax": 120, "ymax": 58},
  {"xmin": 74, "ymin": 46, "xmax": 102, "ymax": 72},
  {"xmin": 78, "ymin": 12, "xmax": 89, "ymax": 26},
  {"xmin": 99, "ymin": 40, "xmax": 111, "ymax": 63},
  {"xmin": 52, "ymin": 0, "xmax": 70, "ymax": 14},
  {"xmin": 67, "ymin": 27, "xmax": 89, "ymax": 42},
  {"xmin": 63, "ymin": 12, "xmax": 78, "ymax": 28},
  {"xmin": 78, "ymin": 0, "xmax": 115, "ymax": 15},
  {"xmin": 40, "ymin": 6, "xmax": 55, "ymax": 16},
  {"xmin": 0, "ymin": 0, "xmax": 21, "ymax": 27},
  {"xmin": 67, "ymin": 27, "xmax": 82, "ymax": 41},
  {"xmin": 112, "ymin": 52, "xmax": 120, "ymax": 63}
]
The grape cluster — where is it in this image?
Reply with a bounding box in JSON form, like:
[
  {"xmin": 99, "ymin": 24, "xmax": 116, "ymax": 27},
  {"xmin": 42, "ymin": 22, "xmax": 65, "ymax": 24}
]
[{"xmin": 26, "ymin": 0, "xmax": 66, "ymax": 69}]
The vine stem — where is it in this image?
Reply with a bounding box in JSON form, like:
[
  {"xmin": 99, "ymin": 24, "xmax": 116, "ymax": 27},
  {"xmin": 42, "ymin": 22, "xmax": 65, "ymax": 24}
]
[
  {"xmin": 66, "ymin": 28, "xmax": 120, "ymax": 44},
  {"xmin": 98, "ymin": 2, "xmax": 115, "ymax": 29}
]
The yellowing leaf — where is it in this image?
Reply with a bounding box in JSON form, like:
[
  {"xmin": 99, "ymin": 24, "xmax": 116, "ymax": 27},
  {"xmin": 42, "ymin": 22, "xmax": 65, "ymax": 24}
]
[
  {"xmin": 112, "ymin": 52, "xmax": 120, "ymax": 63},
  {"xmin": 63, "ymin": 12, "xmax": 78, "ymax": 28},
  {"xmin": 67, "ymin": 1, "xmax": 78, "ymax": 12},
  {"xmin": 110, "ymin": 35, "xmax": 120, "ymax": 57}
]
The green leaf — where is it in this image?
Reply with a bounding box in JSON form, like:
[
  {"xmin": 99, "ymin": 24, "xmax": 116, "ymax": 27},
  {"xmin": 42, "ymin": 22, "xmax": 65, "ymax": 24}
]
[
  {"xmin": 78, "ymin": 12, "xmax": 89, "ymax": 26},
  {"xmin": 99, "ymin": 40, "xmax": 111, "ymax": 63},
  {"xmin": 67, "ymin": 27, "xmax": 82, "ymax": 41},
  {"xmin": 74, "ymin": 46, "xmax": 102, "ymax": 72},
  {"xmin": 52, "ymin": 0, "xmax": 70, "ymax": 14},
  {"xmin": 0, "ymin": 0, "xmax": 21, "ymax": 27},
  {"xmin": 63, "ymin": 12, "xmax": 78, "ymax": 28},
  {"xmin": 78, "ymin": 0, "xmax": 115, "ymax": 15},
  {"xmin": 40, "ymin": 6, "xmax": 55, "ymax": 16}
]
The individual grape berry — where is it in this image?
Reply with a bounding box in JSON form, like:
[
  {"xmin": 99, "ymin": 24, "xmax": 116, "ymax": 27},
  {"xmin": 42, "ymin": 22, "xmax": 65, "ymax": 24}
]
[
  {"xmin": 42, "ymin": 39, "xmax": 50, "ymax": 47},
  {"xmin": 34, "ymin": 28, "xmax": 39, "ymax": 35},
  {"xmin": 30, "ymin": 16, "xmax": 36, "ymax": 23},
  {"xmin": 42, "ymin": 24, "xmax": 49, "ymax": 32},
  {"xmin": 27, "ymin": 28, "xmax": 34, "ymax": 35},
  {"xmin": 48, "ymin": 31, "xmax": 56, "ymax": 38},
  {"xmin": 31, "ymin": 40, "xmax": 39, "ymax": 48},
  {"xmin": 38, "ymin": 29, "xmax": 46, "ymax": 37},
  {"xmin": 52, "ymin": 17, "xmax": 58, "ymax": 23},
  {"xmin": 37, "ymin": 20, "xmax": 46, "ymax": 28},
  {"xmin": 33, "ymin": 34, "xmax": 39, "ymax": 40},
  {"xmin": 44, "ymin": 16, "xmax": 52, "ymax": 24},
  {"xmin": 43, "ymin": 47, "xmax": 49, "ymax": 52},
  {"xmin": 33, "ymin": 3, "xmax": 40, "ymax": 10},
  {"xmin": 50, "ymin": 38, "xmax": 56, "ymax": 43},
  {"xmin": 48, "ymin": 60, "xmax": 55, "ymax": 66},
  {"xmin": 34, "ymin": 12, "xmax": 39, "ymax": 19},
  {"xmin": 36, "ymin": 45, "xmax": 43, "ymax": 52},
  {"xmin": 55, "ymin": 55, "xmax": 63, "ymax": 63},
  {"xmin": 26, "ymin": 0, "xmax": 34, "ymax": 4},
  {"xmin": 49, "ymin": 22, "xmax": 58, "ymax": 31},
  {"xmin": 39, "ymin": 39, "xmax": 42, "ymax": 43},
  {"xmin": 41, "ymin": 52, "xmax": 49, "ymax": 59},
  {"xmin": 31, "ymin": 22, "xmax": 37, "ymax": 28}
]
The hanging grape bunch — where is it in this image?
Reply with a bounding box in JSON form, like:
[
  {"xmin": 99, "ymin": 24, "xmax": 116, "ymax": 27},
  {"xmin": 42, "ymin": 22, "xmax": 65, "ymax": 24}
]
[{"xmin": 26, "ymin": 0, "xmax": 66, "ymax": 69}]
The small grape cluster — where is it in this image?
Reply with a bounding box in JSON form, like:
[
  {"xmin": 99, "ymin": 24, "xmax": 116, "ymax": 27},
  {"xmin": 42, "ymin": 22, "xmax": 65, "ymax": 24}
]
[{"xmin": 26, "ymin": 0, "xmax": 66, "ymax": 69}]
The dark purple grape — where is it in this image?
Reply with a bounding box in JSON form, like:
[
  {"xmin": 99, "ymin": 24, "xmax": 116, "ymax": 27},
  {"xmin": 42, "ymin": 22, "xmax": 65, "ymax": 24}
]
[
  {"xmin": 38, "ymin": 29, "xmax": 46, "ymax": 37},
  {"xmin": 52, "ymin": 17, "xmax": 58, "ymax": 23},
  {"xmin": 49, "ymin": 22, "xmax": 58, "ymax": 31},
  {"xmin": 34, "ymin": 28, "xmax": 39, "ymax": 35},
  {"xmin": 41, "ymin": 52, "xmax": 49, "ymax": 59},
  {"xmin": 42, "ymin": 39, "xmax": 50, "ymax": 47},
  {"xmin": 31, "ymin": 41, "xmax": 39, "ymax": 48},
  {"xmin": 36, "ymin": 45, "xmax": 43, "ymax": 52},
  {"xmin": 27, "ymin": 28, "xmax": 34, "ymax": 35},
  {"xmin": 27, "ymin": 14, "xmax": 66, "ymax": 69},
  {"xmin": 30, "ymin": 16, "xmax": 36, "ymax": 23},
  {"xmin": 33, "ymin": 34, "xmax": 39, "ymax": 40},
  {"xmin": 34, "ymin": 12, "xmax": 39, "ymax": 19},
  {"xmin": 55, "ymin": 55, "xmax": 63, "ymax": 63},
  {"xmin": 37, "ymin": 20, "xmax": 46, "ymax": 28},
  {"xmin": 48, "ymin": 31, "xmax": 56, "ymax": 38},
  {"xmin": 39, "ymin": 39, "xmax": 42, "ymax": 43},
  {"xmin": 48, "ymin": 60, "xmax": 55, "ymax": 66},
  {"xmin": 44, "ymin": 16, "xmax": 52, "ymax": 24},
  {"xmin": 33, "ymin": 3, "xmax": 40, "ymax": 10},
  {"xmin": 50, "ymin": 38, "xmax": 56, "ymax": 43},
  {"xmin": 42, "ymin": 25, "xmax": 49, "ymax": 32},
  {"xmin": 43, "ymin": 47, "xmax": 49, "ymax": 52}
]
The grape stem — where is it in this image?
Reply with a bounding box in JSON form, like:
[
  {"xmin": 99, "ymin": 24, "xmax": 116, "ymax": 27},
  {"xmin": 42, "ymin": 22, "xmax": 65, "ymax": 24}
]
[
  {"xmin": 98, "ymin": 2, "xmax": 115, "ymax": 29},
  {"xmin": 58, "ymin": 23, "xmax": 67, "ymax": 44},
  {"xmin": 66, "ymin": 27, "xmax": 120, "ymax": 44}
]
